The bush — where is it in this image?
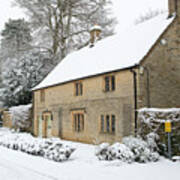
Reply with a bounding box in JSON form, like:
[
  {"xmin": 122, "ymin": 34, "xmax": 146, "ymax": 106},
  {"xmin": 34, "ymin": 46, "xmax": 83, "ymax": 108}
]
[
  {"xmin": 0, "ymin": 133, "xmax": 75, "ymax": 162},
  {"xmin": 123, "ymin": 136, "xmax": 159, "ymax": 163},
  {"xmin": 95, "ymin": 142, "xmax": 134, "ymax": 163},
  {"xmin": 96, "ymin": 136, "xmax": 160, "ymax": 163}
]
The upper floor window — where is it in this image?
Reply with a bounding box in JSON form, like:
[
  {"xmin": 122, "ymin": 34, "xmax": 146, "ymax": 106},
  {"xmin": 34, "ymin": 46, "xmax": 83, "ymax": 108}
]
[
  {"xmin": 40, "ymin": 89, "xmax": 45, "ymax": 102},
  {"xmin": 104, "ymin": 75, "xmax": 115, "ymax": 92},
  {"xmin": 75, "ymin": 82, "xmax": 83, "ymax": 96},
  {"xmin": 100, "ymin": 114, "xmax": 116, "ymax": 134}
]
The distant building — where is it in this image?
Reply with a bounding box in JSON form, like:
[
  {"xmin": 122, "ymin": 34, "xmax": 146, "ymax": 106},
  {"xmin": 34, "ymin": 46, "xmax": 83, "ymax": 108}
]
[{"xmin": 32, "ymin": 0, "xmax": 180, "ymax": 144}]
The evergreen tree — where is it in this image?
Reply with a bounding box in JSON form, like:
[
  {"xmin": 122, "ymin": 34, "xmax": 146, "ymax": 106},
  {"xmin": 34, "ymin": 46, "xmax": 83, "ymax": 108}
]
[
  {"xmin": 0, "ymin": 18, "xmax": 32, "ymax": 60},
  {"xmin": 0, "ymin": 50, "xmax": 52, "ymax": 107}
]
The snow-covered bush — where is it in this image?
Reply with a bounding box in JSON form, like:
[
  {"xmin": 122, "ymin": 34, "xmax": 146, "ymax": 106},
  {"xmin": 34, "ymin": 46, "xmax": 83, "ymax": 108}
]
[
  {"xmin": 123, "ymin": 136, "xmax": 159, "ymax": 163},
  {"xmin": 95, "ymin": 143, "xmax": 110, "ymax": 160},
  {"xmin": 95, "ymin": 142, "xmax": 134, "ymax": 163},
  {"xmin": 0, "ymin": 132, "xmax": 75, "ymax": 162},
  {"xmin": 9, "ymin": 104, "xmax": 32, "ymax": 131},
  {"xmin": 109, "ymin": 143, "xmax": 134, "ymax": 163},
  {"xmin": 96, "ymin": 136, "xmax": 160, "ymax": 163}
]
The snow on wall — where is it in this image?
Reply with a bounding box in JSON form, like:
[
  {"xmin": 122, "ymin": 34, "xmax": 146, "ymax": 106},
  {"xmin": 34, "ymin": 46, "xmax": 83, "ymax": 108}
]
[
  {"xmin": 9, "ymin": 104, "xmax": 32, "ymax": 129},
  {"xmin": 138, "ymin": 108, "xmax": 180, "ymax": 124},
  {"xmin": 33, "ymin": 13, "xmax": 175, "ymax": 91}
]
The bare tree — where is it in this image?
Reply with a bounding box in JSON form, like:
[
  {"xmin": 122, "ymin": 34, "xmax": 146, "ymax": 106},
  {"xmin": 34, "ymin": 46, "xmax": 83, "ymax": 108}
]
[
  {"xmin": 14, "ymin": 0, "xmax": 116, "ymax": 60},
  {"xmin": 135, "ymin": 9, "xmax": 166, "ymax": 25}
]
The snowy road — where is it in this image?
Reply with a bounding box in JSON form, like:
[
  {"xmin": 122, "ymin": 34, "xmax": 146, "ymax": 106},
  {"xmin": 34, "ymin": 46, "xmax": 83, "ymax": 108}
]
[{"xmin": 0, "ymin": 143, "xmax": 180, "ymax": 180}]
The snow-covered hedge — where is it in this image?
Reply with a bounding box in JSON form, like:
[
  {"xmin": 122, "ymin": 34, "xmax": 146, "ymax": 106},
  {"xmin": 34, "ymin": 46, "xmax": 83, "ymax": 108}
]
[
  {"xmin": 95, "ymin": 136, "xmax": 159, "ymax": 163},
  {"xmin": 138, "ymin": 108, "xmax": 180, "ymax": 156},
  {"xmin": 138, "ymin": 108, "xmax": 180, "ymax": 124},
  {"xmin": 9, "ymin": 104, "xmax": 32, "ymax": 130},
  {"xmin": 0, "ymin": 132, "xmax": 75, "ymax": 162}
]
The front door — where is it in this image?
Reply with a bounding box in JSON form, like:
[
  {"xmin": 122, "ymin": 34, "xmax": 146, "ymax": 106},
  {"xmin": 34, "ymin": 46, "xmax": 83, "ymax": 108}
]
[
  {"xmin": 46, "ymin": 115, "xmax": 52, "ymax": 138},
  {"xmin": 38, "ymin": 115, "xmax": 43, "ymax": 137},
  {"xmin": 43, "ymin": 113, "xmax": 52, "ymax": 138}
]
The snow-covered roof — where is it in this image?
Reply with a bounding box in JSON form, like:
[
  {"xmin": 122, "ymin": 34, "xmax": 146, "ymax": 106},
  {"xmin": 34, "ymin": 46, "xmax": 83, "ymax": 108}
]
[{"xmin": 33, "ymin": 13, "xmax": 175, "ymax": 91}]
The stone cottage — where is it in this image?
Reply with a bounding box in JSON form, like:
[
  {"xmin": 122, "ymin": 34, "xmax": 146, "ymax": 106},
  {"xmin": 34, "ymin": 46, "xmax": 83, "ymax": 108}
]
[{"xmin": 32, "ymin": 0, "xmax": 180, "ymax": 144}]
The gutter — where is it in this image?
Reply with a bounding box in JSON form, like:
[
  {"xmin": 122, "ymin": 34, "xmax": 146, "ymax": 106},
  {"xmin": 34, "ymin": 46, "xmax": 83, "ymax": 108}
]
[{"xmin": 32, "ymin": 65, "xmax": 139, "ymax": 92}]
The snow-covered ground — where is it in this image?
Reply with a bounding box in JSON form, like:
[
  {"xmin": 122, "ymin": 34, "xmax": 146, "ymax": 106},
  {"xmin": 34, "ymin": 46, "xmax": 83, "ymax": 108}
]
[{"xmin": 0, "ymin": 129, "xmax": 180, "ymax": 180}]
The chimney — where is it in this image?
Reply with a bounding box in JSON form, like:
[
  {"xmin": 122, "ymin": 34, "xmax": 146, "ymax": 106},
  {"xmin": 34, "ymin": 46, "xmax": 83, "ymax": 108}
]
[
  {"xmin": 168, "ymin": 0, "xmax": 179, "ymax": 18},
  {"xmin": 89, "ymin": 24, "xmax": 102, "ymax": 48}
]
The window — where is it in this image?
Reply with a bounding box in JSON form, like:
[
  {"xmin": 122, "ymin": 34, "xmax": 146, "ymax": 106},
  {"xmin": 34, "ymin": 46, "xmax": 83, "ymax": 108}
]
[
  {"xmin": 75, "ymin": 82, "xmax": 83, "ymax": 96},
  {"xmin": 100, "ymin": 114, "xmax": 116, "ymax": 134},
  {"xmin": 104, "ymin": 75, "xmax": 115, "ymax": 92},
  {"xmin": 40, "ymin": 89, "xmax": 45, "ymax": 102},
  {"xmin": 101, "ymin": 115, "xmax": 104, "ymax": 132},
  {"xmin": 73, "ymin": 113, "xmax": 84, "ymax": 132}
]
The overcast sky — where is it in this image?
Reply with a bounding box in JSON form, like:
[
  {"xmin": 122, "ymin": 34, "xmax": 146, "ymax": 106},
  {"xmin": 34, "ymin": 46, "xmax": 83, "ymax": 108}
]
[{"xmin": 0, "ymin": 0, "xmax": 168, "ymax": 32}]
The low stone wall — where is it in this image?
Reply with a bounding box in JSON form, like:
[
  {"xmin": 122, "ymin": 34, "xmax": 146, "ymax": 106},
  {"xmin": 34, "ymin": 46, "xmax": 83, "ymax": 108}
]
[
  {"xmin": 2, "ymin": 111, "xmax": 13, "ymax": 128},
  {"xmin": 2, "ymin": 107, "xmax": 33, "ymax": 133}
]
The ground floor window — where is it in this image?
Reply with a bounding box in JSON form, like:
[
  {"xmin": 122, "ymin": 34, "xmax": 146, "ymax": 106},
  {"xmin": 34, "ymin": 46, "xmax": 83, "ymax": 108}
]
[
  {"xmin": 100, "ymin": 114, "xmax": 116, "ymax": 134},
  {"xmin": 72, "ymin": 112, "xmax": 84, "ymax": 132}
]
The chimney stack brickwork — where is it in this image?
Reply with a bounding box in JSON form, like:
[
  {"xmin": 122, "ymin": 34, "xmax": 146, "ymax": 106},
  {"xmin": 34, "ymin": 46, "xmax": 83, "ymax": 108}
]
[
  {"xmin": 169, "ymin": 0, "xmax": 180, "ymax": 17},
  {"xmin": 89, "ymin": 25, "xmax": 102, "ymax": 47}
]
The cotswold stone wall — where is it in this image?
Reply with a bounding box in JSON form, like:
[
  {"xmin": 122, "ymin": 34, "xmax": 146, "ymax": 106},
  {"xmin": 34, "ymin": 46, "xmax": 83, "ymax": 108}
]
[
  {"xmin": 2, "ymin": 111, "xmax": 13, "ymax": 128},
  {"xmin": 33, "ymin": 70, "xmax": 135, "ymax": 144},
  {"xmin": 138, "ymin": 17, "xmax": 180, "ymax": 108}
]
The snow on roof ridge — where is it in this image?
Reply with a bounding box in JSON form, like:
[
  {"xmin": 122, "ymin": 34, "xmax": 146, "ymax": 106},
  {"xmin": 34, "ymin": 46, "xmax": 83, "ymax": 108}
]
[
  {"xmin": 90, "ymin": 25, "xmax": 102, "ymax": 31},
  {"xmin": 33, "ymin": 13, "xmax": 175, "ymax": 91}
]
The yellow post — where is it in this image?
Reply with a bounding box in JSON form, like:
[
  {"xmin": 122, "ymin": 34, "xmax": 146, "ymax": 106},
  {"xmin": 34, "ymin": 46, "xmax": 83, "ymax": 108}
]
[
  {"xmin": 165, "ymin": 121, "xmax": 172, "ymax": 133},
  {"xmin": 165, "ymin": 121, "xmax": 172, "ymax": 159}
]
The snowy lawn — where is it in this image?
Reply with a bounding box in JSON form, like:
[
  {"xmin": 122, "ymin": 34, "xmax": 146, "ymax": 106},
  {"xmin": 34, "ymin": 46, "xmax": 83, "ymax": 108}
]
[{"xmin": 0, "ymin": 128, "xmax": 180, "ymax": 180}]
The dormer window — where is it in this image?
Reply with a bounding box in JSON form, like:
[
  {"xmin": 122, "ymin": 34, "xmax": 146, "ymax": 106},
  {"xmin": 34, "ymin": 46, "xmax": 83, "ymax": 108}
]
[{"xmin": 75, "ymin": 81, "xmax": 83, "ymax": 96}]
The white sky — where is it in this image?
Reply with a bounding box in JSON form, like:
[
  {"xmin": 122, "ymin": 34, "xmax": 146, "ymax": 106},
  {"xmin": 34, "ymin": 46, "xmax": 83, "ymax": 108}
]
[
  {"xmin": 0, "ymin": 0, "xmax": 168, "ymax": 32},
  {"xmin": 0, "ymin": 0, "xmax": 25, "ymax": 30}
]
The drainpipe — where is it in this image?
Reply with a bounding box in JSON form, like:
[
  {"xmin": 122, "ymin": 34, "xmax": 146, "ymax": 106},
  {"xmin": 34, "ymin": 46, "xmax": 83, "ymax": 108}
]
[{"xmin": 130, "ymin": 69, "xmax": 138, "ymax": 136}]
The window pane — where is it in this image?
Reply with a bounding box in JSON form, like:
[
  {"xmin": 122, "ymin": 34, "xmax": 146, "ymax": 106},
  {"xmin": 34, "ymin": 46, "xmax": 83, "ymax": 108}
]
[
  {"xmin": 75, "ymin": 83, "xmax": 79, "ymax": 96},
  {"xmin": 80, "ymin": 83, "xmax": 83, "ymax": 95},
  {"xmin": 111, "ymin": 76, "xmax": 115, "ymax": 91},
  {"xmin": 101, "ymin": 115, "xmax": 104, "ymax": 132},
  {"xmin": 106, "ymin": 115, "xmax": 110, "ymax": 132},
  {"xmin": 111, "ymin": 115, "xmax": 116, "ymax": 133},
  {"xmin": 81, "ymin": 114, "xmax": 84, "ymax": 131},
  {"xmin": 105, "ymin": 77, "xmax": 110, "ymax": 91},
  {"xmin": 78, "ymin": 114, "xmax": 80, "ymax": 131},
  {"xmin": 73, "ymin": 114, "xmax": 77, "ymax": 131}
]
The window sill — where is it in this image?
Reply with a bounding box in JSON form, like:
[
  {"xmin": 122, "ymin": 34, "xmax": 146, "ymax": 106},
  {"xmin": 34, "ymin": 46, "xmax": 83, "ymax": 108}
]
[
  {"xmin": 103, "ymin": 90, "xmax": 115, "ymax": 93},
  {"xmin": 99, "ymin": 132, "xmax": 115, "ymax": 135}
]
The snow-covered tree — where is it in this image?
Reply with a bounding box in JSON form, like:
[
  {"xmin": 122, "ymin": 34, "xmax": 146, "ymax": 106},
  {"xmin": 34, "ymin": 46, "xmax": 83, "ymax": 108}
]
[
  {"xmin": 0, "ymin": 19, "xmax": 32, "ymax": 60},
  {"xmin": 0, "ymin": 50, "xmax": 52, "ymax": 107},
  {"xmin": 14, "ymin": 0, "xmax": 116, "ymax": 60},
  {"xmin": 135, "ymin": 9, "xmax": 166, "ymax": 24}
]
